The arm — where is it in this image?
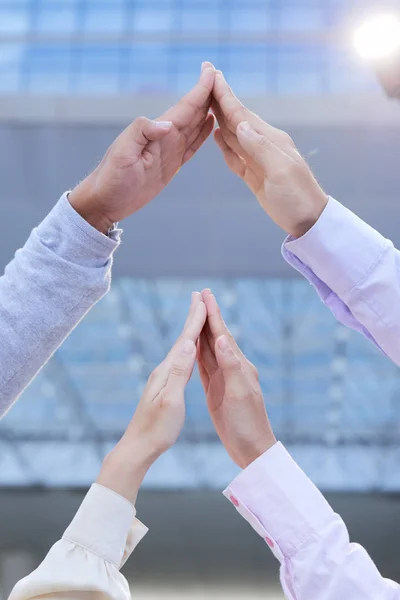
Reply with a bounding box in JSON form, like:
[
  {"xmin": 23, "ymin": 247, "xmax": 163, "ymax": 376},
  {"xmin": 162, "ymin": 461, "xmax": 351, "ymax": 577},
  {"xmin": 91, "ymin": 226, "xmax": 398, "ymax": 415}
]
[
  {"xmin": 211, "ymin": 71, "xmax": 400, "ymax": 365},
  {"xmin": 198, "ymin": 290, "xmax": 398, "ymax": 600},
  {"xmin": 282, "ymin": 198, "xmax": 400, "ymax": 365},
  {"xmin": 0, "ymin": 62, "xmax": 216, "ymax": 417},
  {"xmin": 0, "ymin": 194, "xmax": 119, "ymax": 417},
  {"xmin": 9, "ymin": 484, "xmax": 148, "ymax": 600},
  {"xmin": 9, "ymin": 293, "xmax": 207, "ymax": 600},
  {"xmin": 225, "ymin": 442, "xmax": 399, "ymax": 600}
]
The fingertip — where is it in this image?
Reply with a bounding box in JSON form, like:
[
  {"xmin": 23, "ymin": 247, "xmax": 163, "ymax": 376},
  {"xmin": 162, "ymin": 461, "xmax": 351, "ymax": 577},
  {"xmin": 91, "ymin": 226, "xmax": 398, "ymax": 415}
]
[{"xmin": 202, "ymin": 61, "xmax": 215, "ymax": 72}]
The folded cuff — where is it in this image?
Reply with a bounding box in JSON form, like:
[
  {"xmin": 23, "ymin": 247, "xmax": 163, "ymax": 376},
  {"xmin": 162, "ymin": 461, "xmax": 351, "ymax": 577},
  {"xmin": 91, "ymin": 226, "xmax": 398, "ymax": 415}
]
[
  {"xmin": 282, "ymin": 197, "xmax": 388, "ymax": 297},
  {"xmin": 224, "ymin": 442, "xmax": 333, "ymax": 562},
  {"xmin": 63, "ymin": 483, "xmax": 148, "ymax": 569},
  {"xmin": 35, "ymin": 193, "xmax": 122, "ymax": 269}
]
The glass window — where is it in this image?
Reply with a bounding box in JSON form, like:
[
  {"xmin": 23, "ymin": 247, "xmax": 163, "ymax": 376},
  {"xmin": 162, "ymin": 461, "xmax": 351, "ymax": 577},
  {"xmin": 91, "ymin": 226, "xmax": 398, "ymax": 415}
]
[
  {"xmin": 276, "ymin": 46, "xmax": 326, "ymax": 93},
  {"xmin": 26, "ymin": 45, "xmax": 72, "ymax": 92},
  {"xmin": 0, "ymin": 8, "xmax": 29, "ymax": 34},
  {"xmin": 330, "ymin": 50, "xmax": 379, "ymax": 93},
  {"xmin": 132, "ymin": 9, "xmax": 173, "ymax": 32},
  {"xmin": 180, "ymin": 8, "xmax": 221, "ymax": 32},
  {"xmin": 128, "ymin": 43, "xmax": 170, "ymax": 91},
  {"xmin": 75, "ymin": 47, "xmax": 122, "ymax": 93},
  {"xmin": 230, "ymin": 8, "xmax": 273, "ymax": 32},
  {"xmin": 36, "ymin": 4, "xmax": 78, "ymax": 33},
  {"xmin": 84, "ymin": 3, "xmax": 127, "ymax": 33},
  {"xmin": 279, "ymin": 7, "xmax": 325, "ymax": 30},
  {"xmin": 0, "ymin": 43, "xmax": 23, "ymax": 91}
]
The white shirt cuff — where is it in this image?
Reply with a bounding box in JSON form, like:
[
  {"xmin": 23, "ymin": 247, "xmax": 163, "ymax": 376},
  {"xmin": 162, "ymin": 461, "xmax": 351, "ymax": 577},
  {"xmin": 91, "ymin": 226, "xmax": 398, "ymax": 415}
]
[
  {"xmin": 224, "ymin": 442, "xmax": 333, "ymax": 562},
  {"xmin": 63, "ymin": 483, "xmax": 148, "ymax": 569}
]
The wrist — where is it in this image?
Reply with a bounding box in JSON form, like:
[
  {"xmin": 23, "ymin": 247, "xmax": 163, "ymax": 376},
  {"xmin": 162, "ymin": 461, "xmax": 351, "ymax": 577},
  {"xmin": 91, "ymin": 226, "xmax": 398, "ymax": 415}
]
[
  {"xmin": 240, "ymin": 436, "xmax": 277, "ymax": 469},
  {"xmin": 69, "ymin": 178, "xmax": 114, "ymax": 235},
  {"xmin": 289, "ymin": 193, "xmax": 329, "ymax": 239},
  {"xmin": 96, "ymin": 443, "xmax": 154, "ymax": 506}
]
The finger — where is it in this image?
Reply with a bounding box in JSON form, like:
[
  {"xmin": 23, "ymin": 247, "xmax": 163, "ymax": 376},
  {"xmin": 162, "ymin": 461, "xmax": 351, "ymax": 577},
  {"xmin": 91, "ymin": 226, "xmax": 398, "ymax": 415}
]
[
  {"xmin": 198, "ymin": 327, "xmax": 218, "ymax": 375},
  {"xmin": 212, "ymin": 98, "xmax": 257, "ymax": 165},
  {"xmin": 215, "ymin": 335, "xmax": 242, "ymax": 373},
  {"xmin": 201, "ymin": 289, "xmax": 242, "ymax": 356},
  {"xmin": 168, "ymin": 337, "xmax": 197, "ymax": 387},
  {"xmin": 128, "ymin": 117, "xmax": 173, "ymax": 154},
  {"xmin": 182, "ymin": 300, "xmax": 207, "ymax": 344},
  {"xmin": 197, "ymin": 339, "xmax": 210, "ymax": 390},
  {"xmin": 163, "ymin": 64, "xmax": 215, "ymax": 132},
  {"xmin": 214, "ymin": 128, "xmax": 246, "ymax": 177},
  {"xmin": 236, "ymin": 120, "xmax": 284, "ymax": 173},
  {"xmin": 183, "ymin": 291, "xmax": 202, "ymax": 329},
  {"xmin": 167, "ymin": 300, "xmax": 207, "ymax": 387},
  {"xmin": 214, "ymin": 335, "xmax": 248, "ymax": 399},
  {"xmin": 183, "ymin": 113, "xmax": 215, "ymax": 165},
  {"xmin": 213, "ymin": 71, "xmax": 249, "ymax": 133}
]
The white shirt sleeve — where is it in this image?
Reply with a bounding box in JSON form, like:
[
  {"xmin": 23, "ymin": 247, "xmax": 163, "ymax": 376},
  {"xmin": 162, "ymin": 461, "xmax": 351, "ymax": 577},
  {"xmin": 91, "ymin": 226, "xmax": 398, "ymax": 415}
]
[
  {"xmin": 9, "ymin": 484, "xmax": 148, "ymax": 600},
  {"xmin": 224, "ymin": 443, "xmax": 399, "ymax": 600}
]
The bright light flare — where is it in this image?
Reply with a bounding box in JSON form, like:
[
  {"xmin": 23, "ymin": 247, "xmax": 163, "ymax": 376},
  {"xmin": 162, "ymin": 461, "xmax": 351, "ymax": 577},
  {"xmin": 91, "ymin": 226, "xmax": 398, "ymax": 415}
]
[{"xmin": 354, "ymin": 14, "xmax": 400, "ymax": 60}]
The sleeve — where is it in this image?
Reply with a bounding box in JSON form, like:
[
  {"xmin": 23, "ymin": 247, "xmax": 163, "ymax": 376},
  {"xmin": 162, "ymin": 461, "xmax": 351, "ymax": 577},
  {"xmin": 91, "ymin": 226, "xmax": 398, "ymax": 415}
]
[
  {"xmin": 224, "ymin": 442, "xmax": 399, "ymax": 600},
  {"xmin": 9, "ymin": 483, "xmax": 148, "ymax": 600},
  {"xmin": 0, "ymin": 193, "xmax": 121, "ymax": 418},
  {"xmin": 281, "ymin": 197, "xmax": 400, "ymax": 366}
]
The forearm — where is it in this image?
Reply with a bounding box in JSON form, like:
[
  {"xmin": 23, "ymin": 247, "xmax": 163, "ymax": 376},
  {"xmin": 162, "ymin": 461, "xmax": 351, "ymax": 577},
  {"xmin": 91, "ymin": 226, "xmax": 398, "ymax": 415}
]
[
  {"xmin": 225, "ymin": 443, "xmax": 398, "ymax": 600},
  {"xmin": 9, "ymin": 483, "xmax": 148, "ymax": 600},
  {"xmin": 283, "ymin": 197, "xmax": 400, "ymax": 366},
  {"xmin": 0, "ymin": 193, "xmax": 120, "ymax": 417}
]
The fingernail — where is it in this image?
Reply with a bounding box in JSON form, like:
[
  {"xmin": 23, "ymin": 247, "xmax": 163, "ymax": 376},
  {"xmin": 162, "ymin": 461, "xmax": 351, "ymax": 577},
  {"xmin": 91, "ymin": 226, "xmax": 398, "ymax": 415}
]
[
  {"xmin": 202, "ymin": 61, "xmax": 215, "ymax": 72},
  {"xmin": 182, "ymin": 339, "xmax": 195, "ymax": 355},
  {"xmin": 156, "ymin": 121, "xmax": 173, "ymax": 129},
  {"xmin": 238, "ymin": 121, "xmax": 252, "ymax": 134},
  {"xmin": 217, "ymin": 335, "xmax": 230, "ymax": 354}
]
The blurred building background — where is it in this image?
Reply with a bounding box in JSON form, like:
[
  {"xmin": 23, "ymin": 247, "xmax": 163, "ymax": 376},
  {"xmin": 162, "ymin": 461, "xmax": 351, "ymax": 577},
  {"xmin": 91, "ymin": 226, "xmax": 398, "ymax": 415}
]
[{"xmin": 1, "ymin": 0, "xmax": 400, "ymax": 598}]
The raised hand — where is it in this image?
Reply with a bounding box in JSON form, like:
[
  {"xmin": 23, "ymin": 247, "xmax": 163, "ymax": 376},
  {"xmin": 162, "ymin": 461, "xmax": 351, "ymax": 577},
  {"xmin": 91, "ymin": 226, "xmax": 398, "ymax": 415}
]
[
  {"xmin": 97, "ymin": 292, "xmax": 206, "ymax": 503},
  {"xmin": 198, "ymin": 289, "xmax": 276, "ymax": 469},
  {"xmin": 212, "ymin": 70, "xmax": 328, "ymax": 239},
  {"xmin": 69, "ymin": 63, "xmax": 216, "ymax": 234}
]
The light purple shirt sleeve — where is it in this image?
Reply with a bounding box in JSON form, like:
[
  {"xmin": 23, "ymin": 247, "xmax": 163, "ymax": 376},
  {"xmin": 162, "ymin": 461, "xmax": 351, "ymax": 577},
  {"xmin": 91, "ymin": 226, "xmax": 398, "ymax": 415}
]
[
  {"xmin": 281, "ymin": 197, "xmax": 400, "ymax": 366},
  {"xmin": 224, "ymin": 443, "xmax": 399, "ymax": 600}
]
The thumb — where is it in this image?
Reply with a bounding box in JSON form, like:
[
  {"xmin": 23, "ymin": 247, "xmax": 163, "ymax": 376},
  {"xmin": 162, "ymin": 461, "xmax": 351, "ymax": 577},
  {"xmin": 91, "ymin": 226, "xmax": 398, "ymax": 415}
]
[
  {"xmin": 129, "ymin": 117, "xmax": 173, "ymax": 150},
  {"xmin": 167, "ymin": 339, "xmax": 197, "ymax": 389},
  {"xmin": 215, "ymin": 335, "xmax": 242, "ymax": 373},
  {"xmin": 236, "ymin": 121, "xmax": 277, "ymax": 172}
]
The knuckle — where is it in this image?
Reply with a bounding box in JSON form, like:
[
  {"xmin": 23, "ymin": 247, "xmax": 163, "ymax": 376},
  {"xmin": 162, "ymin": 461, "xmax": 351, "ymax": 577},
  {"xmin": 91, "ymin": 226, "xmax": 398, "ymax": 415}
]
[
  {"xmin": 279, "ymin": 130, "xmax": 293, "ymax": 145},
  {"xmin": 271, "ymin": 162, "xmax": 299, "ymax": 184},
  {"xmin": 257, "ymin": 135, "xmax": 272, "ymax": 153},
  {"xmin": 149, "ymin": 365, "xmax": 161, "ymax": 383},
  {"xmin": 170, "ymin": 362, "xmax": 188, "ymax": 378},
  {"xmin": 248, "ymin": 361, "xmax": 260, "ymax": 381},
  {"xmin": 134, "ymin": 116, "xmax": 148, "ymax": 129}
]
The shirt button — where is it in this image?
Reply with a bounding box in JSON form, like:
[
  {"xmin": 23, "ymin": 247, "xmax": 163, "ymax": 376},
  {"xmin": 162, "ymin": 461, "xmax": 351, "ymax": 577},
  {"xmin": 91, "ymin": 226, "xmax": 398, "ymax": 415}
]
[
  {"xmin": 265, "ymin": 536, "xmax": 275, "ymax": 549},
  {"xmin": 230, "ymin": 495, "xmax": 239, "ymax": 507}
]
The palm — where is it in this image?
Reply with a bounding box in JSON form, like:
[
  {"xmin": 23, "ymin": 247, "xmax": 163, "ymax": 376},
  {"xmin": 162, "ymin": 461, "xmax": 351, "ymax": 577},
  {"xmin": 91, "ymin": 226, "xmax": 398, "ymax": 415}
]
[
  {"xmin": 205, "ymin": 370, "xmax": 244, "ymax": 465},
  {"xmin": 75, "ymin": 64, "xmax": 216, "ymax": 226},
  {"xmin": 96, "ymin": 128, "xmax": 187, "ymax": 222}
]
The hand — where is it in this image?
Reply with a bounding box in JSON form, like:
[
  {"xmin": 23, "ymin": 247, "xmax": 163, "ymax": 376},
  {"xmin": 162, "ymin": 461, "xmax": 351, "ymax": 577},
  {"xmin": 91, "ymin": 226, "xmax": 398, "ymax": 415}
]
[
  {"xmin": 97, "ymin": 292, "xmax": 206, "ymax": 504},
  {"xmin": 198, "ymin": 289, "xmax": 276, "ymax": 469},
  {"xmin": 69, "ymin": 63, "xmax": 216, "ymax": 234},
  {"xmin": 212, "ymin": 71, "xmax": 328, "ymax": 239}
]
